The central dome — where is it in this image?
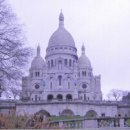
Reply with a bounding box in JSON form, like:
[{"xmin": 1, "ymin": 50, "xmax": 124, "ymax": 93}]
[
  {"xmin": 48, "ymin": 12, "xmax": 76, "ymax": 48},
  {"xmin": 48, "ymin": 28, "xmax": 75, "ymax": 47}
]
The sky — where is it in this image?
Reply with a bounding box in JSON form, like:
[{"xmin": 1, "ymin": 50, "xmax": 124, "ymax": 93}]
[{"xmin": 7, "ymin": 0, "xmax": 130, "ymax": 97}]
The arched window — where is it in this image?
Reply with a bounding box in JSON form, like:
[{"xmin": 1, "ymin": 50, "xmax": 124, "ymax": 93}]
[
  {"xmin": 58, "ymin": 75, "xmax": 62, "ymax": 86},
  {"xmin": 68, "ymin": 82, "xmax": 70, "ymax": 89},
  {"xmin": 69, "ymin": 59, "xmax": 72, "ymax": 67},
  {"xmin": 82, "ymin": 84, "xmax": 87, "ymax": 89},
  {"xmin": 47, "ymin": 94, "xmax": 53, "ymax": 101},
  {"xmin": 48, "ymin": 61, "xmax": 50, "ymax": 68},
  {"xmin": 50, "ymin": 82, "xmax": 52, "ymax": 89},
  {"xmin": 58, "ymin": 60, "xmax": 62, "ymax": 69},
  {"xmin": 86, "ymin": 110, "xmax": 97, "ymax": 118},
  {"xmin": 35, "ymin": 84, "xmax": 40, "ymax": 89},
  {"xmin": 88, "ymin": 72, "xmax": 91, "ymax": 77},
  {"xmin": 35, "ymin": 110, "xmax": 50, "ymax": 117},
  {"xmin": 78, "ymin": 72, "xmax": 80, "ymax": 77},
  {"xmin": 64, "ymin": 59, "xmax": 67, "ymax": 66},
  {"xmin": 57, "ymin": 94, "xmax": 63, "ymax": 100},
  {"xmin": 35, "ymin": 95, "xmax": 37, "ymax": 101},
  {"xmin": 84, "ymin": 94, "xmax": 86, "ymax": 100},
  {"xmin": 51, "ymin": 59, "xmax": 54, "ymax": 67},
  {"xmin": 82, "ymin": 71, "xmax": 86, "ymax": 76},
  {"xmin": 31, "ymin": 72, "xmax": 33, "ymax": 77},
  {"xmin": 61, "ymin": 109, "xmax": 74, "ymax": 116},
  {"xmin": 37, "ymin": 72, "xmax": 40, "ymax": 77},
  {"xmin": 66, "ymin": 94, "xmax": 72, "ymax": 100}
]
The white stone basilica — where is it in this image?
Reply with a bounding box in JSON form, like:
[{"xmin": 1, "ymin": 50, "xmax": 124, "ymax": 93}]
[
  {"xmin": 0, "ymin": 12, "xmax": 130, "ymax": 120},
  {"xmin": 16, "ymin": 12, "xmax": 130, "ymax": 118},
  {"xmin": 22, "ymin": 12, "xmax": 102, "ymax": 102}
]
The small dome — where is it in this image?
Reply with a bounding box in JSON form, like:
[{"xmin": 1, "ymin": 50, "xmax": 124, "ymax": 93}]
[
  {"xmin": 78, "ymin": 44, "xmax": 91, "ymax": 68},
  {"xmin": 31, "ymin": 45, "xmax": 45, "ymax": 69},
  {"xmin": 78, "ymin": 55, "xmax": 91, "ymax": 68},
  {"xmin": 31, "ymin": 56, "xmax": 45, "ymax": 69},
  {"xmin": 48, "ymin": 12, "xmax": 76, "ymax": 48}
]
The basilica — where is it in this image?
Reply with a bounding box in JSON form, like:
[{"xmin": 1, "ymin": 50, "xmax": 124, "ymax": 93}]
[
  {"xmin": 22, "ymin": 11, "xmax": 102, "ymax": 102},
  {"xmin": 0, "ymin": 12, "xmax": 129, "ymax": 119}
]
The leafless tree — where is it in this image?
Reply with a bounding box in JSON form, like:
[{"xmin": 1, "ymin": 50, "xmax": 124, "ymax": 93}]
[
  {"xmin": 9, "ymin": 87, "xmax": 22, "ymax": 100},
  {"xmin": 0, "ymin": 0, "xmax": 31, "ymax": 92},
  {"xmin": 107, "ymin": 89, "xmax": 129, "ymax": 101}
]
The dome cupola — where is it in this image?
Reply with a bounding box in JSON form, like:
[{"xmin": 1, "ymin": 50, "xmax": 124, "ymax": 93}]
[
  {"xmin": 31, "ymin": 45, "xmax": 45, "ymax": 70},
  {"xmin": 46, "ymin": 11, "xmax": 78, "ymax": 60},
  {"xmin": 47, "ymin": 11, "xmax": 75, "ymax": 48},
  {"xmin": 78, "ymin": 44, "xmax": 91, "ymax": 68}
]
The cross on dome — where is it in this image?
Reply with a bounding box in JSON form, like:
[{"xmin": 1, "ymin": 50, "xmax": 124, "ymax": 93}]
[
  {"xmin": 59, "ymin": 10, "xmax": 64, "ymax": 27},
  {"xmin": 37, "ymin": 44, "xmax": 40, "ymax": 56},
  {"xmin": 82, "ymin": 44, "xmax": 85, "ymax": 56}
]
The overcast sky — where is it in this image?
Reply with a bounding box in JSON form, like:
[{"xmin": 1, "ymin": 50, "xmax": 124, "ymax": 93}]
[{"xmin": 7, "ymin": 0, "xmax": 130, "ymax": 97}]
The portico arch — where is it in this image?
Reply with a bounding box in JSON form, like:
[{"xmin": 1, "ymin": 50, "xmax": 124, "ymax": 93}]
[
  {"xmin": 61, "ymin": 109, "xmax": 74, "ymax": 116},
  {"xmin": 47, "ymin": 94, "xmax": 53, "ymax": 101},
  {"xmin": 35, "ymin": 109, "xmax": 50, "ymax": 117},
  {"xmin": 85, "ymin": 110, "xmax": 97, "ymax": 118},
  {"xmin": 57, "ymin": 94, "xmax": 63, "ymax": 100},
  {"xmin": 66, "ymin": 94, "xmax": 72, "ymax": 100}
]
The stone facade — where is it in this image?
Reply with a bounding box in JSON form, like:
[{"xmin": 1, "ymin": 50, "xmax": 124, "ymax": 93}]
[
  {"xmin": 18, "ymin": 12, "xmax": 130, "ymax": 117},
  {"xmin": 22, "ymin": 12, "xmax": 102, "ymax": 103}
]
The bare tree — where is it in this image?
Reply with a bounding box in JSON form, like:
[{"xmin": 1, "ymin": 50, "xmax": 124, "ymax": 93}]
[
  {"xmin": 107, "ymin": 89, "xmax": 129, "ymax": 101},
  {"xmin": 0, "ymin": 0, "xmax": 31, "ymax": 92},
  {"xmin": 9, "ymin": 87, "xmax": 22, "ymax": 100}
]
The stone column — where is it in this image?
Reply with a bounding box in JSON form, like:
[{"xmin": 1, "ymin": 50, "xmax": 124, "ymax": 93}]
[
  {"xmin": 120, "ymin": 118, "xmax": 124, "ymax": 127},
  {"xmin": 59, "ymin": 121, "xmax": 64, "ymax": 128}
]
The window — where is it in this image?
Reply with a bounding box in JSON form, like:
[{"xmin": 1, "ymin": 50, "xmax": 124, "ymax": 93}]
[
  {"xmin": 82, "ymin": 71, "xmax": 86, "ymax": 77},
  {"xmin": 47, "ymin": 95, "xmax": 53, "ymax": 100},
  {"xmin": 50, "ymin": 82, "xmax": 52, "ymax": 89},
  {"xmin": 35, "ymin": 95, "xmax": 37, "ymax": 101},
  {"xmin": 78, "ymin": 72, "xmax": 80, "ymax": 77},
  {"xmin": 59, "ymin": 60, "xmax": 62, "ymax": 64},
  {"xmin": 35, "ymin": 72, "xmax": 40, "ymax": 77},
  {"xmin": 82, "ymin": 84, "xmax": 87, "ymax": 89},
  {"xmin": 66, "ymin": 94, "xmax": 72, "ymax": 100},
  {"xmin": 64, "ymin": 59, "xmax": 67, "ymax": 66},
  {"xmin": 51, "ymin": 59, "xmax": 54, "ymax": 67},
  {"xmin": 37, "ymin": 72, "xmax": 39, "ymax": 77},
  {"xmin": 31, "ymin": 72, "xmax": 33, "ymax": 77},
  {"xmin": 68, "ymin": 82, "xmax": 70, "ymax": 89},
  {"xmin": 101, "ymin": 113, "xmax": 105, "ymax": 117},
  {"xmin": 58, "ymin": 60, "xmax": 62, "ymax": 70},
  {"xmin": 58, "ymin": 76, "xmax": 62, "ymax": 86},
  {"xmin": 69, "ymin": 59, "xmax": 72, "ymax": 67},
  {"xmin": 35, "ymin": 84, "xmax": 40, "ymax": 89},
  {"xmin": 84, "ymin": 94, "xmax": 86, "ymax": 100},
  {"xmin": 57, "ymin": 94, "xmax": 63, "ymax": 100},
  {"xmin": 73, "ymin": 60, "xmax": 75, "ymax": 65},
  {"xmin": 48, "ymin": 61, "xmax": 50, "ymax": 68},
  {"xmin": 88, "ymin": 72, "xmax": 91, "ymax": 77},
  {"xmin": 118, "ymin": 114, "xmax": 121, "ymax": 117}
]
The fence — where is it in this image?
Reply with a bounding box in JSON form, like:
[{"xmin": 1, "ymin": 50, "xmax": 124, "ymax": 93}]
[{"xmin": 49, "ymin": 117, "xmax": 130, "ymax": 129}]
